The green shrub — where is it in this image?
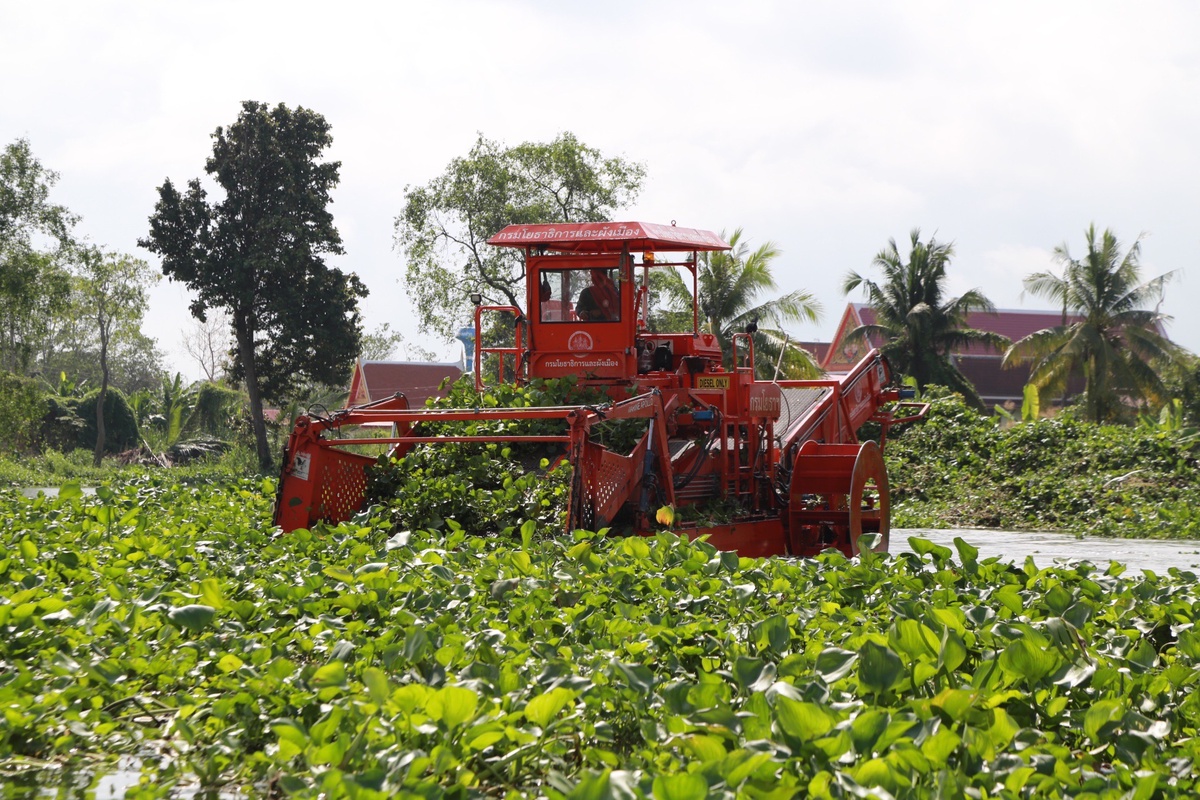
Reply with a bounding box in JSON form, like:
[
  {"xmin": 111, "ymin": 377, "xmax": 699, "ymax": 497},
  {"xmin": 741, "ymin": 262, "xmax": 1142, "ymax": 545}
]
[
  {"xmin": 0, "ymin": 373, "xmax": 48, "ymax": 454},
  {"xmin": 886, "ymin": 387, "xmax": 1200, "ymax": 536},
  {"xmin": 40, "ymin": 396, "xmax": 85, "ymax": 452},
  {"xmin": 71, "ymin": 387, "xmax": 140, "ymax": 454},
  {"xmin": 184, "ymin": 382, "xmax": 245, "ymax": 439}
]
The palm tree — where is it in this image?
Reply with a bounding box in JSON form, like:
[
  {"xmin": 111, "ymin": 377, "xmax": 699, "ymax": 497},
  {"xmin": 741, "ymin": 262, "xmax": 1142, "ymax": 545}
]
[
  {"xmin": 1002, "ymin": 224, "xmax": 1182, "ymax": 423},
  {"xmin": 656, "ymin": 228, "xmax": 822, "ymax": 378},
  {"xmin": 842, "ymin": 229, "xmax": 1007, "ymax": 408}
]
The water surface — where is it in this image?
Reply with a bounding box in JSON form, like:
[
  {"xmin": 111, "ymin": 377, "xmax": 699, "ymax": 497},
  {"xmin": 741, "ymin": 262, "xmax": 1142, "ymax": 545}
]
[{"xmin": 894, "ymin": 527, "xmax": 1200, "ymax": 574}]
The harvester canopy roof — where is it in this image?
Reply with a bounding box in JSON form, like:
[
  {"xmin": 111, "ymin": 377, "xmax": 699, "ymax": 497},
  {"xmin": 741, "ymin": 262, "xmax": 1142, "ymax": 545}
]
[{"xmin": 487, "ymin": 221, "xmax": 730, "ymax": 254}]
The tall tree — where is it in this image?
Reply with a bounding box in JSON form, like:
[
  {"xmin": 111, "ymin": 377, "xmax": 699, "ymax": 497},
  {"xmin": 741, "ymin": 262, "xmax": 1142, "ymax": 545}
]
[
  {"xmin": 141, "ymin": 100, "xmax": 367, "ymax": 471},
  {"xmin": 396, "ymin": 132, "xmax": 646, "ymax": 339},
  {"xmin": 655, "ymin": 228, "xmax": 822, "ymax": 378},
  {"xmin": 1002, "ymin": 224, "xmax": 1183, "ymax": 423},
  {"xmin": 0, "ymin": 138, "xmax": 76, "ymax": 251},
  {"xmin": 0, "ymin": 248, "xmax": 72, "ymax": 373},
  {"xmin": 0, "ymin": 139, "xmax": 78, "ymax": 372},
  {"xmin": 842, "ymin": 229, "xmax": 1007, "ymax": 407},
  {"xmin": 74, "ymin": 247, "xmax": 158, "ymax": 464}
]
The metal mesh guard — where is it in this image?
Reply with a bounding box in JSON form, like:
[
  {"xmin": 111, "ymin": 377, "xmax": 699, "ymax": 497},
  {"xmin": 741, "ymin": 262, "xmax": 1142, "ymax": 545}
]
[
  {"xmin": 596, "ymin": 450, "xmax": 631, "ymax": 509},
  {"xmin": 316, "ymin": 449, "xmax": 373, "ymax": 523},
  {"xmin": 581, "ymin": 437, "xmax": 645, "ymax": 528}
]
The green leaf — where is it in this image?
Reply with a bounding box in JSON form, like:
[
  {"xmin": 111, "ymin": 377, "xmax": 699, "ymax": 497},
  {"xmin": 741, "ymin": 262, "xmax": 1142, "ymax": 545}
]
[
  {"xmin": 722, "ymin": 751, "xmax": 774, "ymax": 786},
  {"xmin": 952, "ymin": 536, "xmax": 978, "ymax": 569},
  {"xmin": 1084, "ymin": 698, "xmax": 1124, "ymax": 740},
  {"xmin": 568, "ymin": 769, "xmax": 613, "ymax": 800},
  {"xmin": 815, "ymin": 648, "xmax": 858, "ymax": 683},
  {"xmin": 932, "ymin": 688, "xmax": 977, "ymax": 722},
  {"xmin": 217, "ymin": 653, "xmax": 244, "ymax": 673},
  {"xmin": 651, "ymin": 773, "xmax": 708, "ymax": 800},
  {"xmin": 938, "ymin": 627, "xmax": 968, "ymax": 673},
  {"xmin": 429, "ymin": 685, "xmax": 478, "ymax": 728},
  {"xmin": 322, "ymin": 565, "xmax": 355, "ymax": 583},
  {"xmin": 849, "ymin": 709, "xmax": 890, "ymax": 754},
  {"xmin": 998, "ymin": 637, "xmax": 1059, "ymax": 683},
  {"xmin": 199, "ymin": 577, "xmax": 225, "ymax": 609},
  {"xmin": 774, "ymin": 696, "xmax": 835, "ymax": 741},
  {"xmin": 1177, "ymin": 628, "xmax": 1200, "ymax": 659},
  {"xmin": 993, "ymin": 584, "xmax": 1024, "ymax": 615},
  {"xmin": 363, "ymin": 667, "xmax": 390, "ymax": 704},
  {"xmin": 890, "ymin": 618, "xmax": 939, "ymax": 661},
  {"xmin": 525, "ymin": 687, "xmax": 574, "ymax": 728},
  {"xmin": 311, "ymin": 662, "xmax": 347, "ymax": 688},
  {"xmin": 403, "ymin": 628, "xmax": 431, "ymax": 661},
  {"xmin": 906, "ymin": 536, "xmax": 952, "ymax": 562},
  {"xmin": 467, "ymin": 730, "xmax": 505, "ymax": 752},
  {"xmin": 167, "ymin": 604, "xmax": 215, "ymax": 633},
  {"xmin": 857, "ymin": 641, "xmax": 903, "ymax": 693},
  {"xmin": 685, "ymin": 735, "xmax": 726, "ymax": 762},
  {"xmin": 732, "ymin": 656, "xmax": 776, "ymax": 693},
  {"xmin": 613, "ymin": 660, "xmax": 656, "ymax": 695},
  {"xmin": 851, "ymin": 758, "xmax": 897, "ymax": 793},
  {"xmin": 752, "ymin": 614, "xmax": 791, "ymax": 654},
  {"xmin": 272, "ymin": 718, "xmax": 309, "ymax": 748},
  {"xmin": 921, "ymin": 726, "xmax": 961, "ymax": 765},
  {"xmin": 58, "ymin": 480, "xmax": 83, "ymax": 501}
]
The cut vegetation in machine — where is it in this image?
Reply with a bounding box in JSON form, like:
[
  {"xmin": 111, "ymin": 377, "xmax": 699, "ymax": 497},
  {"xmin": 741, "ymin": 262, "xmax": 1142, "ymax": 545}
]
[{"xmin": 275, "ymin": 222, "xmax": 927, "ymax": 557}]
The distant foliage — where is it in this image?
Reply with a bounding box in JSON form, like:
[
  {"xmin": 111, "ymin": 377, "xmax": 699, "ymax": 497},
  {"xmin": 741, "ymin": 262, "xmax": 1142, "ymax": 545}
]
[
  {"xmin": 0, "ymin": 373, "xmax": 48, "ymax": 453},
  {"xmin": 71, "ymin": 387, "xmax": 139, "ymax": 454},
  {"xmin": 887, "ymin": 387, "xmax": 1200, "ymax": 535},
  {"xmin": 1003, "ymin": 225, "xmax": 1182, "ymax": 423},
  {"xmin": 184, "ymin": 382, "xmax": 244, "ymax": 439},
  {"xmin": 396, "ymin": 132, "xmax": 646, "ymax": 339},
  {"xmin": 844, "ymin": 230, "xmax": 1007, "ymax": 408},
  {"xmin": 40, "ymin": 396, "xmax": 84, "ymax": 452}
]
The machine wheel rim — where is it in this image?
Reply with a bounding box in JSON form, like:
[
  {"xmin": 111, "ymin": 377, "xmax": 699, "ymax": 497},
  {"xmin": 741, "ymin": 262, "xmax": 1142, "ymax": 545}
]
[{"xmin": 848, "ymin": 440, "xmax": 890, "ymax": 555}]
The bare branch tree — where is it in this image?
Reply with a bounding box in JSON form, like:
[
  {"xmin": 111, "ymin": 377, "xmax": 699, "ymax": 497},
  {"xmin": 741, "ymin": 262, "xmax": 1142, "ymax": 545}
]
[{"xmin": 182, "ymin": 308, "xmax": 232, "ymax": 382}]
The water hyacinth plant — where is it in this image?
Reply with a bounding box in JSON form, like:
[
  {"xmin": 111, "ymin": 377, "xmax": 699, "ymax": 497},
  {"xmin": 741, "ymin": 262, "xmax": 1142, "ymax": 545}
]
[{"xmin": 0, "ymin": 478, "xmax": 1198, "ymax": 797}]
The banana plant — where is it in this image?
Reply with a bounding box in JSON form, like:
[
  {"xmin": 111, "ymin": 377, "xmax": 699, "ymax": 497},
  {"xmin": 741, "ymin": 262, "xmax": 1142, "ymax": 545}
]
[{"xmin": 152, "ymin": 373, "xmax": 197, "ymax": 448}]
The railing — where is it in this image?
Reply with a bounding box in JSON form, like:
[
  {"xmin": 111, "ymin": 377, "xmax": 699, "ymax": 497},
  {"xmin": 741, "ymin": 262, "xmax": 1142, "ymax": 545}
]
[
  {"xmin": 473, "ymin": 305, "xmax": 527, "ymax": 391},
  {"xmin": 731, "ymin": 332, "xmax": 755, "ymax": 374}
]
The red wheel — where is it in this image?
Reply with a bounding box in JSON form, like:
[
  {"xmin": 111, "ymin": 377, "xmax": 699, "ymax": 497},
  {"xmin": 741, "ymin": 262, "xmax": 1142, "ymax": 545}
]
[{"xmin": 848, "ymin": 440, "xmax": 890, "ymax": 555}]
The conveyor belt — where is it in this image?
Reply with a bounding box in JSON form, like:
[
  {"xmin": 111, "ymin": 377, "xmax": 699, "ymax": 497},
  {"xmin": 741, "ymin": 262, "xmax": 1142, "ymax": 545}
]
[{"xmin": 775, "ymin": 385, "xmax": 833, "ymax": 445}]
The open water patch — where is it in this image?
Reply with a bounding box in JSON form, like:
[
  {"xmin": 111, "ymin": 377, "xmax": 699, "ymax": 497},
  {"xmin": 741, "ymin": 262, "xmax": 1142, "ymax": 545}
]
[
  {"xmin": 895, "ymin": 527, "xmax": 1200, "ymax": 574},
  {"xmin": 18, "ymin": 486, "xmax": 97, "ymax": 498}
]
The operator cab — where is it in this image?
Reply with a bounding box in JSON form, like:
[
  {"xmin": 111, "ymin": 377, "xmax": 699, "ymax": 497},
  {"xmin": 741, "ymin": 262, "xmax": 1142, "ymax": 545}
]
[{"xmin": 486, "ymin": 222, "xmax": 730, "ymax": 386}]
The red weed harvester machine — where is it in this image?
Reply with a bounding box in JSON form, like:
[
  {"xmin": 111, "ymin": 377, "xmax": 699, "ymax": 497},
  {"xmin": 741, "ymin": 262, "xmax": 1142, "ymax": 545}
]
[{"xmin": 274, "ymin": 222, "xmax": 927, "ymax": 557}]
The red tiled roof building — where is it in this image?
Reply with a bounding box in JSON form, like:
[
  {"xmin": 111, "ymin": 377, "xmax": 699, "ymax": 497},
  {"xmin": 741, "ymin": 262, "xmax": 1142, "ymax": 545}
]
[
  {"xmin": 822, "ymin": 303, "xmax": 1089, "ymax": 406},
  {"xmin": 347, "ymin": 360, "xmax": 463, "ymax": 408}
]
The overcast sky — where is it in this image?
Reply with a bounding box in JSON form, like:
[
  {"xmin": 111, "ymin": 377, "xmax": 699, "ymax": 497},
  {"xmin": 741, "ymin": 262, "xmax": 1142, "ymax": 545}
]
[{"xmin": 4, "ymin": 1, "xmax": 1198, "ymax": 381}]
